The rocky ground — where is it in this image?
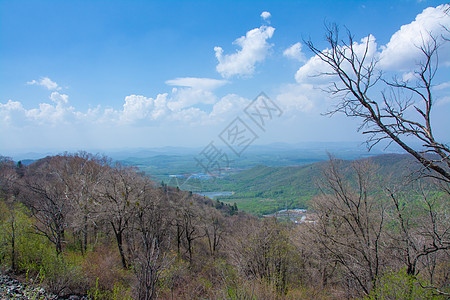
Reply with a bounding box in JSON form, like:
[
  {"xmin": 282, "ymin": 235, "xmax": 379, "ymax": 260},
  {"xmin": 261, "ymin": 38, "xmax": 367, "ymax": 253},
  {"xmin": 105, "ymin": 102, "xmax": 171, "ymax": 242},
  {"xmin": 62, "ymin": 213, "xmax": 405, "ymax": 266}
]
[{"xmin": 0, "ymin": 274, "xmax": 87, "ymax": 300}]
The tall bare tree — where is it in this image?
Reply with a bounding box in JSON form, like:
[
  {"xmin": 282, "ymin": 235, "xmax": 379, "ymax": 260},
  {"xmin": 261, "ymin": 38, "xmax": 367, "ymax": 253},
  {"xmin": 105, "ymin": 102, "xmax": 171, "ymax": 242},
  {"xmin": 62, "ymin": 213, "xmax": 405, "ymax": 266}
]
[
  {"xmin": 230, "ymin": 218, "xmax": 294, "ymax": 295},
  {"xmin": 305, "ymin": 20, "xmax": 450, "ymax": 182},
  {"xmin": 131, "ymin": 181, "xmax": 173, "ymax": 300},
  {"xmin": 311, "ymin": 159, "xmax": 386, "ymax": 296},
  {"xmin": 180, "ymin": 200, "xmax": 202, "ymax": 264},
  {"xmin": 201, "ymin": 209, "xmax": 226, "ymax": 257},
  {"xmin": 0, "ymin": 156, "xmax": 17, "ymax": 199},
  {"xmin": 58, "ymin": 152, "xmax": 107, "ymax": 254},
  {"xmin": 99, "ymin": 164, "xmax": 139, "ymax": 268},
  {"xmin": 21, "ymin": 156, "xmax": 71, "ymax": 255},
  {"xmin": 385, "ymin": 181, "xmax": 450, "ymax": 294}
]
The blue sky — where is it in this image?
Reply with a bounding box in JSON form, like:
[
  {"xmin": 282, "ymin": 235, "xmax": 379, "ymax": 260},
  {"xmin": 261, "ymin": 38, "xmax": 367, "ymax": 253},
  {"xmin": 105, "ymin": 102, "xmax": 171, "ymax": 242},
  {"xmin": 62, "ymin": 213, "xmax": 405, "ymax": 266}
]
[{"xmin": 1, "ymin": 0, "xmax": 449, "ymax": 154}]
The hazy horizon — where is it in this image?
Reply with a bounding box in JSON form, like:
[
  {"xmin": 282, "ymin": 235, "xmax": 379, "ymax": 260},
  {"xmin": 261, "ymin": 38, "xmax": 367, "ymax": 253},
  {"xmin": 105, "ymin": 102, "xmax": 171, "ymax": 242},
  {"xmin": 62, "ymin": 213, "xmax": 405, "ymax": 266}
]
[{"xmin": 3, "ymin": 140, "xmax": 411, "ymax": 162}]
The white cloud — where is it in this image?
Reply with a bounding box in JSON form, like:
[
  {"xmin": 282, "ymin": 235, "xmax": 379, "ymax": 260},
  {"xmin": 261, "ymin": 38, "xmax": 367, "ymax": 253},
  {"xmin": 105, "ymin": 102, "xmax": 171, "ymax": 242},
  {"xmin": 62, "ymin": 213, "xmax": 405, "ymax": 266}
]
[
  {"xmin": 151, "ymin": 93, "xmax": 169, "ymax": 120},
  {"xmin": 165, "ymin": 77, "xmax": 228, "ymax": 90},
  {"xmin": 433, "ymin": 81, "xmax": 450, "ymax": 91},
  {"xmin": 295, "ymin": 35, "xmax": 378, "ymax": 84},
  {"xmin": 50, "ymin": 91, "xmax": 69, "ymax": 104},
  {"xmin": 214, "ymin": 25, "xmax": 275, "ymax": 78},
  {"xmin": 0, "ymin": 92, "xmax": 69, "ymax": 127},
  {"xmin": 26, "ymin": 93, "xmax": 74, "ymax": 125},
  {"xmin": 283, "ymin": 42, "xmax": 307, "ymax": 62},
  {"xmin": 290, "ymin": 35, "xmax": 380, "ymax": 119},
  {"xmin": 401, "ymin": 71, "xmax": 416, "ymax": 82},
  {"xmin": 93, "ymin": 93, "xmax": 170, "ymax": 125},
  {"xmin": 294, "ymin": 53, "xmax": 330, "ymax": 84},
  {"xmin": 210, "ymin": 94, "xmax": 249, "ymax": 119},
  {"xmin": 284, "ymin": 4, "xmax": 450, "ymax": 147},
  {"xmin": 437, "ymin": 96, "xmax": 450, "ymax": 106},
  {"xmin": 294, "ymin": 4, "xmax": 450, "ymax": 85},
  {"xmin": 167, "ymin": 87, "xmax": 217, "ymax": 111},
  {"xmin": 0, "ymin": 100, "xmax": 26, "ymax": 126},
  {"xmin": 169, "ymin": 107, "xmax": 208, "ymax": 124},
  {"xmin": 0, "ymin": 92, "xmax": 75, "ymax": 127},
  {"xmin": 379, "ymin": 4, "xmax": 450, "ymax": 70},
  {"xmin": 1, "ymin": 79, "xmax": 257, "ymax": 131},
  {"xmin": 292, "ymin": 4, "xmax": 450, "ymax": 117},
  {"xmin": 0, "ymin": 100, "xmax": 24, "ymax": 114},
  {"xmin": 27, "ymin": 77, "xmax": 61, "ymax": 91},
  {"xmin": 261, "ymin": 11, "xmax": 271, "ymax": 21},
  {"xmin": 276, "ymin": 84, "xmax": 315, "ymax": 113},
  {"xmin": 120, "ymin": 95, "xmax": 154, "ymax": 123},
  {"xmin": 164, "ymin": 77, "xmax": 229, "ymax": 112}
]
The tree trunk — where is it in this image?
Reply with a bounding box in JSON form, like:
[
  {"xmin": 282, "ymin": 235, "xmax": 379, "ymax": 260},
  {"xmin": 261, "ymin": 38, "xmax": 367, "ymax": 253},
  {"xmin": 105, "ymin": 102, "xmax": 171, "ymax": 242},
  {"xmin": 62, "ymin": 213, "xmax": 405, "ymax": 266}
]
[
  {"xmin": 10, "ymin": 217, "xmax": 16, "ymax": 271},
  {"xmin": 112, "ymin": 224, "xmax": 127, "ymax": 268},
  {"xmin": 83, "ymin": 211, "xmax": 88, "ymax": 253}
]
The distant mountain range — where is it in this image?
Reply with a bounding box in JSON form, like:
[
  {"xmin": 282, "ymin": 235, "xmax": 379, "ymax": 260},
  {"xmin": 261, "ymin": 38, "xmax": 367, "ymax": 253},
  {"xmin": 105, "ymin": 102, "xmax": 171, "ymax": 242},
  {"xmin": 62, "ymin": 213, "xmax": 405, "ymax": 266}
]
[{"xmin": 4, "ymin": 141, "xmax": 397, "ymax": 162}]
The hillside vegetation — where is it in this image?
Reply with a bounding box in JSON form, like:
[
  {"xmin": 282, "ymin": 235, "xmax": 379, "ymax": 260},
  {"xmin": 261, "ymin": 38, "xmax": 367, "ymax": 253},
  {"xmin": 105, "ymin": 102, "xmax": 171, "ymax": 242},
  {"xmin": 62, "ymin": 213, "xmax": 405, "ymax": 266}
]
[
  {"xmin": 0, "ymin": 152, "xmax": 448, "ymax": 299},
  {"xmin": 200, "ymin": 154, "xmax": 419, "ymax": 215}
]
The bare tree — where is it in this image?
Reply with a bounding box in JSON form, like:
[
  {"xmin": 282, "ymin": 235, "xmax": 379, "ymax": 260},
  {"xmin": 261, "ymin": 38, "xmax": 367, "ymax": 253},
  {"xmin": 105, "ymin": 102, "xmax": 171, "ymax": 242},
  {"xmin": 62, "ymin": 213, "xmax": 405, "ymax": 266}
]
[
  {"xmin": 229, "ymin": 218, "xmax": 294, "ymax": 295},
  {"xmin": 58, "ymin": 152, "xmax": 107, "ymax": 255},
  {"xmin": 131, "ymin": 182, "xmax": 173, "ymax": 300},
  {"xmin": 180, "ymin": 202, "xmax": 202, "ymax": 264},
  {"xmin": 99, "ymin": 164, "xmax": 139, "ymax": 268},
  {"xmin": 21, "ymin": 156, "xmax": 71, "ymax": 255},
  {"xmin": 172, "ymin": 191, "xmax": 204, "ymax": 264},
  {"xmin": 0, "ymin": 156, "xmax": 22, "ymax": 268},
  {"xmin": 305, "ymin": 21, "xmax": 450, "ymax": 182},
  {"xmin": 0, "ymin": 156, "xmax": 17, "ymax": 198},
  {"xmin": 306, "ymin": 17, "xmax": 450, "ymax": 296},
  {"xmin": 292, "ymin": 223, "xmax": 339, "ymax": 291},
  {"xmin": 311, "ymin": 158, "xmax": 387, "ymax": 296},
  {"xmin": 385, "ymin": 181, "xmax": 450, "ymax": 294},
  {"xmin": 201, "ymin": 209, "xmax": 226, "ymax": 257}
]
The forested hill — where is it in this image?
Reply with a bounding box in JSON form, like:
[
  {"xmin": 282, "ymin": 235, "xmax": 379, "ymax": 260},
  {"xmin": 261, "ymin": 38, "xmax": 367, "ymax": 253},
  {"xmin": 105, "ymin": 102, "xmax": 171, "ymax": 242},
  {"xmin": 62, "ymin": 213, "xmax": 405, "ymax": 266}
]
[
  {"xmin": 202, "ymin": 153, "xmax": 421, "ymax": 215},
  {"xmin": 0, "ymin": 152, "xmax": 447, "ymax": 298}
]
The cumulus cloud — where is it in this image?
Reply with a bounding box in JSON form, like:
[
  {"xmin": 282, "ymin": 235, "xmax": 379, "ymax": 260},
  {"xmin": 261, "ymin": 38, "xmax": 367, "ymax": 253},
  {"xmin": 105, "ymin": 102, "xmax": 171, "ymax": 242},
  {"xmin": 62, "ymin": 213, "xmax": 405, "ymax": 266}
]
[
  {"xmin": 295, "ymin": 35, "xmax": 378, "ymax": 84},
  {"xmin": 169, "ymin": 107, "xmax": 208, "ymax": 124},
  {"xmin": 1, "ymin": 83, "xmax": 320, "ymax": 135},
  {"xmin": 210, "ymin": 94, "xmax": 249, "ymax": 119},
  {"xmin": 214, "ymin": 25, "xmax": 275, "ymax": 78},
  {"xmin": 379, "ymin": 4, "xmax": 450, "ymax": 70},
  {"xmin": 0, "ymin": 92, "xmax": 75, "ymax": 127},
  {"xmin": 284, "ymin": 4, "xmax": 450, "ymax": 147},
  {"xmin": 295, "ymin": 4, "xmax": 450, "ymax": 85},
  {"xmin": 283, "ymin": 42, "xmax": 307, "ymax": 62},
  {"xmin": 165, "ymin": 77, "xmax": 228, "ymax": 90},
  {"xmin": 164, "ymin": 77, "xmax": 229, "ymax": 111},
  {"xmin": 50, "ymin": 91, "xmax": 69, "ymax": 104},
  {"xmin": 120, "ymin": 95, "xmax": 155, "ymax": 123},
  {"xmin": 0, "ymin": 100, "xmax": 26, "ymax": 126},
  {"xmin": 90, "ymin": 93, "xmax": 170, "ymax": 125},
  {"xmin": 167, "ymin": 87, "xmax": 216, "ymax": 111},
  {"xmin": 1, "ymin": 84, "xmax": 249, "ymax": 130},
  {"xmin": 27, "ymin": 77, "xmax": 61, "ymax": 91},
  {"xmin": 116, "ymin": 91, "xmax": 248, "ymax": 126},
  {"xmin": 151, "ymin": 93, "xmax": 169, "ymax": 120},
  {"xmin": 28, "ymin": 92, "xmax": 74, "ymax": 125},
  {"xmin": 276, "ymin": 84, "xmax": 315, "ymax": 113},
  {"xmin": 261, "ymin": 11, "xmax": 271, "ymax": 21}
]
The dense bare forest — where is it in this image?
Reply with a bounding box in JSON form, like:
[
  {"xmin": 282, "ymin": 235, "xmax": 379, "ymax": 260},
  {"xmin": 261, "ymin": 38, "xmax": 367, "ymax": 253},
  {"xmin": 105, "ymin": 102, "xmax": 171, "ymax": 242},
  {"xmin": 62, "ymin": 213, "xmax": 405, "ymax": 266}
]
[{"xmin": 0, "ymin": 149, "xmax": 448, "ymax": 299}]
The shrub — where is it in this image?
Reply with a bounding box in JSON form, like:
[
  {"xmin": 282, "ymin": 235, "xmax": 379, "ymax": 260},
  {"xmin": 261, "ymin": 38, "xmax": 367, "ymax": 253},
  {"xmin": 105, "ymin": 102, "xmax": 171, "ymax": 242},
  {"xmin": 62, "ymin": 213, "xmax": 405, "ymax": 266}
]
[{"xmin": 366, "ymin": 269, "xmax": 435, "ymax": 300}]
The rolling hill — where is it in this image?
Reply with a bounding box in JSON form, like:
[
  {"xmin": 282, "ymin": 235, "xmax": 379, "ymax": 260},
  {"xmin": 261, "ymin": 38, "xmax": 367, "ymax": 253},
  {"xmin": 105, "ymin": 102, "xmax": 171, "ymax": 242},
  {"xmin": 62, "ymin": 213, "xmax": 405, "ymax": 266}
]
[{"xmin": 198, "ymin": 153, "xmax": 421, "ymax": 215}]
